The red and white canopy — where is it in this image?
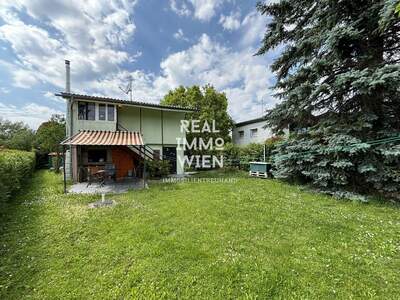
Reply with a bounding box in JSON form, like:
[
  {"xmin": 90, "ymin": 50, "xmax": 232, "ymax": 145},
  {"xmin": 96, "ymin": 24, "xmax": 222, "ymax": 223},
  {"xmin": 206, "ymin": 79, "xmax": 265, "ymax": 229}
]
[{"xmin": 61, "ymin": 130, "xmax": 143, "ymax": 146}]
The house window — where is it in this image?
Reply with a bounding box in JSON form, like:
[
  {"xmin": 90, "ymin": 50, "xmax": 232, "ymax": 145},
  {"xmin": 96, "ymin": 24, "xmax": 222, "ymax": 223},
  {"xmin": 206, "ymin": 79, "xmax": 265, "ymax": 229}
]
[
  {"xmin": 153, "ymin": 150, "xmax": 161, "ymax": 160},
  {"xmin": 250, "ymin": 128, "xmax": 258, "ymax": 137},
  {"xmin": 99, "ymin": 104, "xmax": 106, "ymax": 120},
  {"xmin": 87, "ymin": 103, "xmax": 95, "ymax": 120},
  {"xmin": 78, "ymin": 102, "xmax": 86, "ymax": 120},
  {"xmin": 107, "ymin": 105, "xmax": 115, "ymax": 121},
  {"xmin": 238, "ymin": 130, "xmax": 244, "ymax": 138},
  {"xmin": 78, "ymin": 102, "xmax": 95, "ymax": 120},
  {"xmin": 87, "ymin": 149, "xmax": 107, "ymax": 163}
]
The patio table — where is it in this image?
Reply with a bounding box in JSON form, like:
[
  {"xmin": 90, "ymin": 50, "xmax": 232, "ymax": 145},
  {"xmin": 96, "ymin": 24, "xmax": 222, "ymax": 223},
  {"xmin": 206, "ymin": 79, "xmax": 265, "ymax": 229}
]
[{"xmin": 86, "ymin": 168, "xmax": 106, "ymax": 187}]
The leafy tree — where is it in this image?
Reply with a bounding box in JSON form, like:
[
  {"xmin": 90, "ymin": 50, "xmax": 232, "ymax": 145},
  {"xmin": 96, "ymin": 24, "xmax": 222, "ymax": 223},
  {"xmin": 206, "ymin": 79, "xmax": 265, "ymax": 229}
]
[
  {"xmin": 257, "ymin": 0, "xmax": 400, "ymax": 199},
  {"xmin": 0, "ymin": 119, "xmax": 34, "ymax": 151},
  {"xmin": 161, "ymin": 85, "xmax": 234, "ymax": 157},
  {"xmin": 35, "ymin": 115, "xmax": 66, "ymax": 172}
]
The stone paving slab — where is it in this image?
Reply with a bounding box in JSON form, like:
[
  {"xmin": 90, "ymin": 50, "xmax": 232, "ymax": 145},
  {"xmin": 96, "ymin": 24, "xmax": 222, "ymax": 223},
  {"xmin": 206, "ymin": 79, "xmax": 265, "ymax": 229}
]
[{"xmin": 69, "ymin": 180, "xmax": 144, "ymax": 194}]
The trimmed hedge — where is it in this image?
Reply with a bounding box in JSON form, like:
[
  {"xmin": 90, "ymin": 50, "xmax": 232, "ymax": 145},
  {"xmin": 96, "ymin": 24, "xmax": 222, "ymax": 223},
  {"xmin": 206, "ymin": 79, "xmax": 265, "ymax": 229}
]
[{"xmin": 0, "ymin": 150, "xmax": 35, "ymax": 202}]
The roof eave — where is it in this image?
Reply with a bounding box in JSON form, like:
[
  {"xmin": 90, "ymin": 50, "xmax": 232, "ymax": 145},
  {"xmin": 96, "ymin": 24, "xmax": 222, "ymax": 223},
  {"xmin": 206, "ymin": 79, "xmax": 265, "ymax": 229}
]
[
  {"xmin": 235, "ymin": 117, "xmax": 267, "ymax": 127},
  {"xmin": 55, "ymin": 92, "xmax": 198, "ymax": 112}
]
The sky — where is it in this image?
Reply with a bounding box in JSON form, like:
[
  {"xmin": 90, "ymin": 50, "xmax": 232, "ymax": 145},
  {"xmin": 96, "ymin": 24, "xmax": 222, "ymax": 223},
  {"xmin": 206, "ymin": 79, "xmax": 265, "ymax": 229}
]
[{"xmin": 0, "ymin": 0, "xmax": 280, "ymax": 129}]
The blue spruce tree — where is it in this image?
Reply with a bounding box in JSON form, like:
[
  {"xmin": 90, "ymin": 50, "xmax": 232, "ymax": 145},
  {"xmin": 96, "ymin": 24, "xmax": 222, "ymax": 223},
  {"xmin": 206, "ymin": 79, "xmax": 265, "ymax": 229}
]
[{"xmin": 257, "ymin": 0, "xmax": 400, "ymax": 199}]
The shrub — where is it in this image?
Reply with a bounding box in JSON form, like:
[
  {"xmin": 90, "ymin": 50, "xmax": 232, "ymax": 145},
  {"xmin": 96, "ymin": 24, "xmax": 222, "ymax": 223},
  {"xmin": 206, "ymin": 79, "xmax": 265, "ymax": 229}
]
[
  {"xmin": 223, "ymin": 138, "xmax": 283, "ymax": 170},
  {"xmin": 222, "ymin": 143, "xmax": 240, "ymax": 168},
  {"xmin": 146, "ymin": 159, "xmax": 171, "ymax": 178},
  {"xmin": 264, "ymin": 136, "xmax": 284, "ymax": 157},
  {"xmin": 0, "ymin": 149, "xmax": 35, "ymax": 202},
  {"xmin": 240, "ymin": 143, "xmax": 264, "ymax": 161}
]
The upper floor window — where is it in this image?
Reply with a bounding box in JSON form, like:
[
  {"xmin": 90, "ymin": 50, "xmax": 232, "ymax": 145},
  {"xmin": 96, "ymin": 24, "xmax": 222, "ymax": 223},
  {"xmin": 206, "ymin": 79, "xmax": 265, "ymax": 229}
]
[
  {"xmin": 238, "ymin": 130, "xmax": 244, "ymax": 138},
  {"xmin": 250, "ymin": 128, "xmax": 258, "ymax": 138},
  {"xmin": 78, "ymin": 102, "xmax": 95, "ymax": 120},
  {"xmin": 107, "ymin": 105, "xmax": 115, "ymax": 121},
  {"xmin": 99, "ymin": 104, "xmax": 106, "ymax": 120}
]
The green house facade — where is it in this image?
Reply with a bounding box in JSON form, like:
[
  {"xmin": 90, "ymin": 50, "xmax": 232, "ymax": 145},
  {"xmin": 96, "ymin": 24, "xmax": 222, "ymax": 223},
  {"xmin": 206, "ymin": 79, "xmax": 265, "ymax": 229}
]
[{"xmin": 58, "ymin": 92, "xmax": 195, "ymax": 182}]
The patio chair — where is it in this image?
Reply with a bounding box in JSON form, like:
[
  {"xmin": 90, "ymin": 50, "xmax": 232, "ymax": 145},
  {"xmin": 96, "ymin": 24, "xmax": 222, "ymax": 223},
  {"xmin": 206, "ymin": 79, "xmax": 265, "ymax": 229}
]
[
  {"xmin": 86, "ymin": 166, "xmax": 106, "ymax": 187},
  {"xmin": 105, "ymin": 163, "xmax": 117, "ymax": 181}
]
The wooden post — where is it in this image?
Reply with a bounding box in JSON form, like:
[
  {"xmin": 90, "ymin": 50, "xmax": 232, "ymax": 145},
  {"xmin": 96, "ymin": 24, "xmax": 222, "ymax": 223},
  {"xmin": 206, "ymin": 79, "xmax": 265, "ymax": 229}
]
[
  {"xmin": 263, "ymin": 144, "xmax": 266, "ymax": 162},
  {"xmin": 143, "ymin": 145, "xmax": 146, "ymax": 188},
  {"xmin": 63, "ymin": 145, "xmax": 67, "ymax": 194}
]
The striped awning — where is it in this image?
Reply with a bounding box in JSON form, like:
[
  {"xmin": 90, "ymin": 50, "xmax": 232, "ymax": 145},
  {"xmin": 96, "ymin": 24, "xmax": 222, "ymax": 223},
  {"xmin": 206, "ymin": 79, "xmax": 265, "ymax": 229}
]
[{"xmin": 61, "ymin": 130, "xmax": 143, "ymax": 146}]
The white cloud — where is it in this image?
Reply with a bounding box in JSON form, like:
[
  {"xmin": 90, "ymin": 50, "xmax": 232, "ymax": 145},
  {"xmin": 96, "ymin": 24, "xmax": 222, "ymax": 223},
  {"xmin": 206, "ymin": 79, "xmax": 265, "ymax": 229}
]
[
  {"xmin": 44, "ymin": 91, "xmax": 64, "ymax": 103},
  {"xmin": 0, "ymin": 1, "xmax": 276, "ymax": 124},
  {"xmin": 173, "ymin": 29, "xmax": 189, "ymax": 42},
  {"xmin": 169, "ymin": 0, "xmax": 191, "ymax": 17},
  {"xmin": 0, "ymin": 0, "xmax": 138, "ymax": 90},
  {"xmin": 240, "ymin": 10, "xmax": 268, "ymax": 48},
  {"xmin": 189, "ymin": 0, "xmax": 225, "ymax": 21},
  {"xmin": 12, "ymin": 0, "xmax": 137, "ymax": 49},
  {"xmin": 0, "ymin": 87, "xmax": 10, "ymax": 94},
  {"xmin": 0, "ymin": 102, "xmax": 64, "ymax": 129},
  {"xmin": 76, "ymin": 32, "xmax": 277, "ymax": 121},
  {"xmin": 153, "ymin": 34, "xmax": 276, "ymax": 121},
  {"xmin": 156, "ymin": 34, "xmax": 228, "ymax": 88},
  {"xmin": 170, "ymin": 0, "xmax": 228, "ymax": 21},
  {"xmin": 219, "ymin": 11, "xmax": 241, "ymax": 31},
  {"xmin": 0, "ymin": 20, "xmax": 131, "ymax": 90},
  {"xmin": 12, "ymin": 69, "xmax": 40, "ymax": 89},
  {"xmin": 86, "ymin": 70, "xmax": 163, "ymax": 103},
  {"xmin": 0, "ymin": 22, "xmax": 62, "ymax": 57}
]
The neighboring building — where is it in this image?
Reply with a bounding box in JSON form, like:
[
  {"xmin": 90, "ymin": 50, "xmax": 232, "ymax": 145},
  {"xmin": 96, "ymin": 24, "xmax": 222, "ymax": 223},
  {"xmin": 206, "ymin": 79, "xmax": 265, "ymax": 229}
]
[
  {"xmin": 59, "ymin": 61, "xmax": 195, "ymax": 182},
  {"xmin": 232, "ymin": 117, "xmax": 274, "ymax": 146}
]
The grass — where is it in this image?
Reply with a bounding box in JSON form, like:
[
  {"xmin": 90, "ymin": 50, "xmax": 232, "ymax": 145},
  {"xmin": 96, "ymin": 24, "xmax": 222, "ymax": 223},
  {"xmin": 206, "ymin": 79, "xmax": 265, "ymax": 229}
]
[{"xmin": 0, "ymin": 170, "xmax": 399, "ymax": 299}]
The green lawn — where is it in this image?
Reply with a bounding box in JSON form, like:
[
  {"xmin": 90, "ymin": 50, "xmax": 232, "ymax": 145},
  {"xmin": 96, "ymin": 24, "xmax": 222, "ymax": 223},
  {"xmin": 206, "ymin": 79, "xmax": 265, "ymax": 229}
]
[{"xmin": 1, "ymin": 170, "xmax": 399, "ymax": 299}]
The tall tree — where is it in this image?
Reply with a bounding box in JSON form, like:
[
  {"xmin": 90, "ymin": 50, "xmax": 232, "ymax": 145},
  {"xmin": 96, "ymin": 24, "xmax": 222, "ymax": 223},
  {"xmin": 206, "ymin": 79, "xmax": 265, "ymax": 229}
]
[
  {"xmin": 35, "ymin": 115, "xmax": 66, "ymax": 172},
  {"xmin": 0, "ymin": 118, "xmax": 34, "ymax": 151},
  {"xmin": 257, "ymin": 0, "xmax": 400, "ymax": 198},
  {"xmin": 161, "ymin": 85, "xmax": 233, "ymax": 156}
]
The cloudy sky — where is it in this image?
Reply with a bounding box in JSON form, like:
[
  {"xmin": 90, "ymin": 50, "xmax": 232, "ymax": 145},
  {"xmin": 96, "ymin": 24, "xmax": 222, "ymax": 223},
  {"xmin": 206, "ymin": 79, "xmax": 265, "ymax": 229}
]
[{"xmin": 0, "ymin": 0, "xmax": 280, "ymax": 129}]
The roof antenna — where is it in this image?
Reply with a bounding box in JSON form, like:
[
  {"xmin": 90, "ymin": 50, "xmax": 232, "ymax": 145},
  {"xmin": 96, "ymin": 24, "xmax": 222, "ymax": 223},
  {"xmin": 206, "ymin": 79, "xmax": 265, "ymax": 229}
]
[{"xmin": 119, "ymin": 76, "xmax": 132, "ymax": 101}]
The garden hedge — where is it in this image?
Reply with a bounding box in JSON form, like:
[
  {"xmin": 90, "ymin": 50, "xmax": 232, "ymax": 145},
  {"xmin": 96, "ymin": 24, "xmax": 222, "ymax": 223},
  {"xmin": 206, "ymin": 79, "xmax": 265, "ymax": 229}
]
[
  {"xmin": 0, "ymin": 150, "xmax": 35, "ymax": 202},
  {"xmin": 223, "ymin": 137, "xmax": 283, "ymax": 170}
]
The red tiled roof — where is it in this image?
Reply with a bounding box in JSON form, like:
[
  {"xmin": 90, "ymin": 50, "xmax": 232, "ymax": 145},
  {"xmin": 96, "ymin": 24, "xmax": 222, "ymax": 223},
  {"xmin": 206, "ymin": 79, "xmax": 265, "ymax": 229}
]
[{"xmin": 61, "ymin": 130, "xmax": 143, "ymax": 146}]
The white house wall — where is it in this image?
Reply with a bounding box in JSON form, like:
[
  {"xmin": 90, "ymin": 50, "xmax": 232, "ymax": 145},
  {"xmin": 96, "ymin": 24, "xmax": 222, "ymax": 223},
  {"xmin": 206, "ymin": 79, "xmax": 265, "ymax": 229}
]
[{"xmin": 232, "ymin": 120, "xmax": 274, "ymax": 146}]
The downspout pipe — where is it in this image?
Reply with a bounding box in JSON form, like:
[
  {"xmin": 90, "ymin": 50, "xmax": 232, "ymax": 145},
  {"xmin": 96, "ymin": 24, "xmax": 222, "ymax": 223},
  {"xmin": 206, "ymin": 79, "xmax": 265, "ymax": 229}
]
[{"xmin": 65, "ymin": 60, "xmax": 73, "ymax": 180}]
